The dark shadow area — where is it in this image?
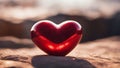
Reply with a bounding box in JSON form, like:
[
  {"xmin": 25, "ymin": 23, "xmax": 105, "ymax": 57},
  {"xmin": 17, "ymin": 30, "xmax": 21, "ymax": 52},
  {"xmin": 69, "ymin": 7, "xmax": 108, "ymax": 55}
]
[
  {"xmin": 107, "ymin": 12, "xmax": 120, "ymax": 36},
  {"xmin": 0, "ymin": 41, "xmax": 34, "ymax": 49},
  {"xmin": 32, "ymin": 55, "xmax": 96, "ymax": 68}
]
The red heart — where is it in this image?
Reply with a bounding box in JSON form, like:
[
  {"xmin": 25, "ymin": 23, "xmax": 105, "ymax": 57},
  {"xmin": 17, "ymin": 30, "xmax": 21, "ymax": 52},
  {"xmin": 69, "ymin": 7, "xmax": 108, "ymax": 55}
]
[{"xmin": 31, "ymin": 20, "xmax": 82, "ymax": 56}]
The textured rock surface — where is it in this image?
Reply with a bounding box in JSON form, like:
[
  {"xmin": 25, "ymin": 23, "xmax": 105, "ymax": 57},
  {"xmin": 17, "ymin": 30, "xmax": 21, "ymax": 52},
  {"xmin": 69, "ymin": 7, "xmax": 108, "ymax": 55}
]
[
  {"xmin": 0, "ymin": 60, "xmax": 33, "ymax": 68},
  {"xmin": 0, "ymin": 36, "xmax": 119, "ymax": 68}
]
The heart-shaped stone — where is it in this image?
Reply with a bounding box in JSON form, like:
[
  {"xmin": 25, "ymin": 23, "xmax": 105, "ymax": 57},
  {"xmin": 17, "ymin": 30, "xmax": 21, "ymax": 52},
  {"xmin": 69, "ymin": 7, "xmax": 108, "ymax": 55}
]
[{"xmin": 31, "ymin": 20, "xmax": 82, "ymax": 56}]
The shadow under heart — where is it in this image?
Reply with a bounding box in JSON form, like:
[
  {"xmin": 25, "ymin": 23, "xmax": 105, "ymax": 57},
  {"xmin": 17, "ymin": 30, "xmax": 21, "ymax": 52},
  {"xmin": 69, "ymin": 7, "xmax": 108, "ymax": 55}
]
[{"xmin": 32, "ymin": 55, "xmax": 96, "ymax": 68}]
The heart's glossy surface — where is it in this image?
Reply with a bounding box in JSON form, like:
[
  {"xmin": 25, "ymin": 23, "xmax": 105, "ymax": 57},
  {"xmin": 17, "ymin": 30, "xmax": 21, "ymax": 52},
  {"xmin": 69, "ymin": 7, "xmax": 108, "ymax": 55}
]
[{"xmin": 31, "ymin": 20, "xmax": 82, "ymax": 56}]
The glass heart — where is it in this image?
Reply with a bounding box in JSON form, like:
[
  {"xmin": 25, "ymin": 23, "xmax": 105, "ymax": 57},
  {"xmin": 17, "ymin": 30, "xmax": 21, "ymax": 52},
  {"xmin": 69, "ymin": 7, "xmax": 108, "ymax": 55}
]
[{"xmin": 31, "ymin": 20, "xmax": 82, "ymax": 56}]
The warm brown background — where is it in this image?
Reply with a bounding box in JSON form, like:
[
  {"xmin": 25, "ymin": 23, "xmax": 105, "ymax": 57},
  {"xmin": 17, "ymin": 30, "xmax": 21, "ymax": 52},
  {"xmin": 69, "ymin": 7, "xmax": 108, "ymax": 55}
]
[{"xmin": 0, "ymin": 0, "xmax": 120, "ymax": 68}]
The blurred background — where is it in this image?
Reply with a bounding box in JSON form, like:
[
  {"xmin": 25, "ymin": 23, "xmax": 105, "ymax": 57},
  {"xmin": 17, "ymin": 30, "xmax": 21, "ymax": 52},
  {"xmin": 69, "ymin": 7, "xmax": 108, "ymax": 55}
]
[
  {"xmin": 0, "ymin": 0, "xmax": 120, "ymax": 42},
  {"xmin": 0, "ymin": 1, "xmax": 120, "ymax": 67}
]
